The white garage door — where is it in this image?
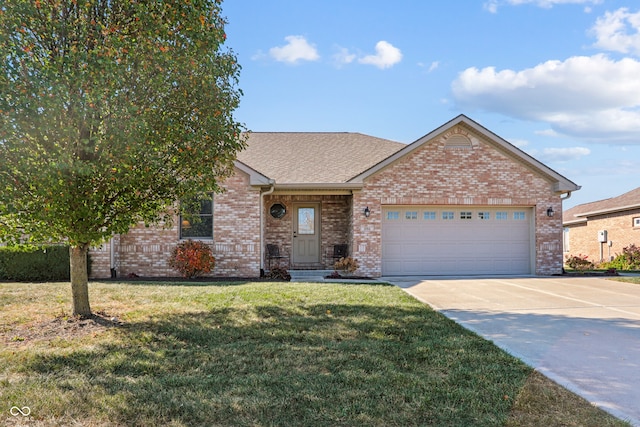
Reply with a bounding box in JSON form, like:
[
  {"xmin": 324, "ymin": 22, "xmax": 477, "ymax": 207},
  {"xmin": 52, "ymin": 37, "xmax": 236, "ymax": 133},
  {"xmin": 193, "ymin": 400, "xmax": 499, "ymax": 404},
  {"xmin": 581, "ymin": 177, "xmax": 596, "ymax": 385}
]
[{"xmin": 382, "ymin": 207, "xmax": 533, "ymax": 276}]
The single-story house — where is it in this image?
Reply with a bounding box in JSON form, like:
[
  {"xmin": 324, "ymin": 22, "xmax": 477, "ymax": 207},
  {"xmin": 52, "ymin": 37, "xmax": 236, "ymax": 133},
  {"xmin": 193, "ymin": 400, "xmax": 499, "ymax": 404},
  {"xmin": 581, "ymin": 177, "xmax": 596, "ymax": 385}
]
[
  {"xmin": 89, "ymin": 114, "xmax": 580, "ymax": 278},
  {"xmin": 563, "ymin": 187, "xmax": 640, "ymax": 263}
]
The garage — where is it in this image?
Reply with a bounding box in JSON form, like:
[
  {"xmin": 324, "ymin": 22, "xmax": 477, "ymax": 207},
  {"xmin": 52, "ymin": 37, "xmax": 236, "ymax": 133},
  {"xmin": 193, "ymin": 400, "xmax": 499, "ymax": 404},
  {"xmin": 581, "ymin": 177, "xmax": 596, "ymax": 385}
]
[{"xmin": 382, "ymin": 206, "xmax": 533, "ymax": 276}]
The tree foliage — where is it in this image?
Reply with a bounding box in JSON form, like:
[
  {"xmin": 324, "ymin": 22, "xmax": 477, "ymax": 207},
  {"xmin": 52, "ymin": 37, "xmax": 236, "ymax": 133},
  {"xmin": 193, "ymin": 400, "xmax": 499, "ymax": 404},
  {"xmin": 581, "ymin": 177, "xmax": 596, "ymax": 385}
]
[{"xmin": 0, "ymin": 0, "xmax": 245, "ymax": 315}]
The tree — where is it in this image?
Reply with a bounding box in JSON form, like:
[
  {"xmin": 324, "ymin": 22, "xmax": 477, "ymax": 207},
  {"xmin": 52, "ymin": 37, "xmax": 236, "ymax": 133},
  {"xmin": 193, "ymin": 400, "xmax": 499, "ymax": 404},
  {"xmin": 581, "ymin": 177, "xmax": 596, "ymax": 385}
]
[{"xmin": 0, "ymin": 1, "xmax": 245, "ymax": 317}]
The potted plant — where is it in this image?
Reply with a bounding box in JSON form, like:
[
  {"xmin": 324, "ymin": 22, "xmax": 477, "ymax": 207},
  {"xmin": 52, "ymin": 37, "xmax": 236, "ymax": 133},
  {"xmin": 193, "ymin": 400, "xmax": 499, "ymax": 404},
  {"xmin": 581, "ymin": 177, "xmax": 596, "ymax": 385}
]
[{"xmin": 334, "ymin": 256, "xmax": 359, "ymax": 277}]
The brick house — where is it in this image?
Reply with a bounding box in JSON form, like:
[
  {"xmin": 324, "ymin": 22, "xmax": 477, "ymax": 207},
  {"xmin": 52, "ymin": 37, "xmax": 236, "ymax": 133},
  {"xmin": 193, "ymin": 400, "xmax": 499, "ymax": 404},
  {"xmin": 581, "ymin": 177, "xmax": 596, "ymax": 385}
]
[
  {"xmin": 563, "ymin": 187, "xmax": 640, "ymax": 264},
  {"xmin": 89, "ymin": 114, "xmax": 580, "ymax": 278}
]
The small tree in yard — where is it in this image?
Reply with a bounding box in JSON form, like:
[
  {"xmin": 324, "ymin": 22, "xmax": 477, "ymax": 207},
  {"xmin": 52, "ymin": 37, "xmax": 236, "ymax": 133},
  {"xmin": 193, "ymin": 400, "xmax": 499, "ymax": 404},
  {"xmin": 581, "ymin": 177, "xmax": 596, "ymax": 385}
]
[{"xmin": 0, "ymin": 1, "xmax": 245, "ymax": 317}]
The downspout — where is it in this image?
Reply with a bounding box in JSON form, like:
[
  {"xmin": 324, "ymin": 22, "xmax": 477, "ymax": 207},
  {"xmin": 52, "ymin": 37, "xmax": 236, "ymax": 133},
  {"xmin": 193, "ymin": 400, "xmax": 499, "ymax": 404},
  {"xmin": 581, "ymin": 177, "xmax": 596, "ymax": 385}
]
[
  {"xmin": 561, "ymin": 191, "xmax": 572, "ymax": 201},
  {"xmin": 260, "ymin": 180, "xmax": 276, "ymax": 274}
]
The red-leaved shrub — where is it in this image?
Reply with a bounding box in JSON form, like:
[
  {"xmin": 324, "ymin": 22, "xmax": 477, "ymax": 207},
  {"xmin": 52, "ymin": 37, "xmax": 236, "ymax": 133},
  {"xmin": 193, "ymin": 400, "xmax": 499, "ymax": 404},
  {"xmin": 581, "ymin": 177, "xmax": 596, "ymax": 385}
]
[{"xmin": 168, "ymin": 240, "xmax": 215, "ymax": 278}]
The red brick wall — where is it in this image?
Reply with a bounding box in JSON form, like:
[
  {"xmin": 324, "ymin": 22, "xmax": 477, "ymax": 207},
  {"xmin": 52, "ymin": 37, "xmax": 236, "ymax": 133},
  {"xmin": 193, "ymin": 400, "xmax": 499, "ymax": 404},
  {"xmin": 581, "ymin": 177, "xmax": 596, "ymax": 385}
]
[
  {"xmin": 89, "ymin": 168, "xmax": 261, "ymax": 278},
  {"xmin": 565, "ymin": 208, "xmax": 640, "ymax": 264},
  {"xmin": 352, "ymin": 124, "xmax": 564, "ymax": 276}
]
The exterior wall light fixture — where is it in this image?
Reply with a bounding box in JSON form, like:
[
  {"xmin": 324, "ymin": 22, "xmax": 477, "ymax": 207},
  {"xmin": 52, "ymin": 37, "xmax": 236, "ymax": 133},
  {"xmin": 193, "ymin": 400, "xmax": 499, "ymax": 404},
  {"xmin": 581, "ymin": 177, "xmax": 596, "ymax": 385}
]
[
  {"xmin": 364, "ymin": 206, "xmax": 371, "ymax": 217},
  {"xmin": 546, "ymin": 207, "xmax": 555, "ymax": 217}
]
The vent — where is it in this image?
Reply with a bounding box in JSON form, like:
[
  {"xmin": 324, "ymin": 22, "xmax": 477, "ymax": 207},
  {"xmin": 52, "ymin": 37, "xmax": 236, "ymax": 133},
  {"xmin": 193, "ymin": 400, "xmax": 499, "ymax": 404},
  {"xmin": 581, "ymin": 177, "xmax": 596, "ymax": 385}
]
[{"xmin": 444, "ymin": 135, "xmax": 472, "ymax": 149}]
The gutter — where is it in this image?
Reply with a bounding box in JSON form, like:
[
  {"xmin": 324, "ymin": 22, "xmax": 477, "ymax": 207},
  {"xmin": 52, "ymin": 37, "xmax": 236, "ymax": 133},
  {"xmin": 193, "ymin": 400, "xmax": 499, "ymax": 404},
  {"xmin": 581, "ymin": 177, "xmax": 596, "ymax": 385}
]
[{"xmin": 259, "ymin": 180, "xmax": 276, "ymax": 273}]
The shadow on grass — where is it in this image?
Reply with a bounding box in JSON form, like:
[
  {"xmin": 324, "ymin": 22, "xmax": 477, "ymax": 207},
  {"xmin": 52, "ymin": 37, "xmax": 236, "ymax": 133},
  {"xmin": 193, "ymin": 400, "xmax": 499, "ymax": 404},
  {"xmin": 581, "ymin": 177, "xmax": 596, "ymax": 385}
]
[{"xmin": 20, "ymin": 303, "xmax": 530, "ymax": 426}]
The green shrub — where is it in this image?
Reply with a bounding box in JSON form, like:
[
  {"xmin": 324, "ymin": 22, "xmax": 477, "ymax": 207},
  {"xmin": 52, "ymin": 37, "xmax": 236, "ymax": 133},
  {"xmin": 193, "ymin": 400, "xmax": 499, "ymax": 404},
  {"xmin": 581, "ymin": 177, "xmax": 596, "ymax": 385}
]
[
  {"xmin": 0, "ymin": 244, "xmax": 71, "ymax": 281},
  {"xmin": 600, "ymin": 244, "xmax": 640, "ymax": 271}
]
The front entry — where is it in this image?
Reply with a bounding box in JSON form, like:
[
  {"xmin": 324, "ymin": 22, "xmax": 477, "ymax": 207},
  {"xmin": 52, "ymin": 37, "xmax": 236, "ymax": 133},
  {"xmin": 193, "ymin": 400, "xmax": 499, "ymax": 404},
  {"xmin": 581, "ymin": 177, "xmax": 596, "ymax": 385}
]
[{"xmin": 293, "ymin": 203, "xmax": 321, "ymax": 265}]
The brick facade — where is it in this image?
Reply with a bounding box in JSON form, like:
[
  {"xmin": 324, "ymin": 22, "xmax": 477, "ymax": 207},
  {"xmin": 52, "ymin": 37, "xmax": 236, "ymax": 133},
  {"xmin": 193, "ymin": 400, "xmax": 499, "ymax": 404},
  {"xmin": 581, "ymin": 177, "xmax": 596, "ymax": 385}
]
[
  {"xmin": 352, "ymin": 124, "xmax": 563, "ymax": 276},
  {"xmin": 90, "ymin": 168, "xmax": 261, "ymax": 279},
  {"xmin": 90, "ymin": 120, "xmax": 571, "ymax": 279},
  {"xmin": 565, "ymin": 208, "xmax": 640, "ymax": 264}
]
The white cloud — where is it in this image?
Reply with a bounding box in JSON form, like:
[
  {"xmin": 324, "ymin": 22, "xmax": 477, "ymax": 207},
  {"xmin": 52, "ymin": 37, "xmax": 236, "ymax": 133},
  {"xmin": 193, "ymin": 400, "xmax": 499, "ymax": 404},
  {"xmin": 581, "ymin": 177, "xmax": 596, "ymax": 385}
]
[
  {"xmin": 531, "ymin": 147, "xmax": 591, "ymax": 163},
  {"xmin": 332, "ymin": 47, "xmax": 356, "ymax": 68},
  {"xmin": 591, "ymin": 8, "xmax": 640, "ymax": 57},
  {"xmin": 452, "ymin": 54, "xmax": 640, "ymax": 143},
  {"xmin": 359, "ymin": 41, "xmax": 403, "ymax": 69},
  {"xmin": 535, "ymin": 128, "xmax": 561, "ymax": 137},
  {"xmin": 269, "ymin": 35, "xmax": 320, "ymax": 64},
  {"xmin": 484, "ymin": 0, "xmax": 602, "ymax": 13}
]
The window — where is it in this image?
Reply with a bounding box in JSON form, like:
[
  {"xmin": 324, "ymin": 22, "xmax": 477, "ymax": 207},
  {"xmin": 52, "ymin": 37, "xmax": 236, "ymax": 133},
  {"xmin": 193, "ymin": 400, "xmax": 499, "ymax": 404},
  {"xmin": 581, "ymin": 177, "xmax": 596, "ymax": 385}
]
[
  {"xmin": 386, "ymin": 211, "xmax": 400, "ymax": 220},
  {"xmin": 180, "ymin": 195, "xmax": 213, "ymax": 239},
  {"xmin": 514, "ymin": 212, "xmax": 526, "ymax": 220},
  {"xmin": 634, "ymin": 217, "xmax": 640, "ymax": 228},
  {"xmin": 423, "ymin": 211, "xmax": 436, "ymax": 220},
  {"xmin": 478, "ymin": 212, "xmax": 490, "ymax": 220},
  {"xmin": 405, "ymin": 211, "xmax": 418, "ymax": 220},
  {"xmin": 442, "ymin": 211, "xmax": 454, "ymax": 220},
  {"xmin": 460, "ymin": 211, "xmax": 472, "ymax": 220},
  {"xmin": 496, "ymin": 212, "xmax": 508, "ymax": 220}
]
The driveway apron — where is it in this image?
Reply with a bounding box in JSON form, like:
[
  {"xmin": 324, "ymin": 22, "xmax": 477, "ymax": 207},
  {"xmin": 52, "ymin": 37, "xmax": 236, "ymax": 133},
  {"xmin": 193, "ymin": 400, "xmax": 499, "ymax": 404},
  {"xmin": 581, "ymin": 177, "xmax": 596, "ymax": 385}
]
[{"xmin": 388, "ymin": 276, "xmax": 640, "ymax": 426}]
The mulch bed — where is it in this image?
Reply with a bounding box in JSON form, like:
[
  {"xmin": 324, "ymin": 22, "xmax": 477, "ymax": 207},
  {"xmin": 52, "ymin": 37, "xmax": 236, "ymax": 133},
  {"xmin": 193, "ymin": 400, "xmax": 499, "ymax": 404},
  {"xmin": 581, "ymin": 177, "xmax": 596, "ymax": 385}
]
[
  {"xmin": 560, "ymin": 269, "xmax": 619, "ymax": 277},
  {"xmin": 1, "ymin": 311, "xmax": 122, "ymax": 348}
]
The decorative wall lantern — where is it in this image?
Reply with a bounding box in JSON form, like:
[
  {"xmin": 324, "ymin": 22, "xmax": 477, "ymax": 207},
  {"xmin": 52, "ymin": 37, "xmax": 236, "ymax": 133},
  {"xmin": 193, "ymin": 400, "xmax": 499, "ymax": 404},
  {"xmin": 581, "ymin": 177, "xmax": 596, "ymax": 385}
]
[
  {"xmin": 546, "ymin": 207, "xmax": 555, "ymax": 217},
  {"xmin": 364, "ymin": 206, "xmax": 371, "ymax": 217}
]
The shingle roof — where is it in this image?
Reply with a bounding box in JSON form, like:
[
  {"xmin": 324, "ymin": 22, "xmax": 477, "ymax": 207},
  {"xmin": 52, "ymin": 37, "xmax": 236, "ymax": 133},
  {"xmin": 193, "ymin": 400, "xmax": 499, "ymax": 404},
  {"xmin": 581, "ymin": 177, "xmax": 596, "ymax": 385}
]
[
  {"xmin": 236, "ymin": 132, "xmax": 405, "ymax": 184},
  {"xmin": 563, "ymin": 186, "xmax": 640, "ymax": 222}
]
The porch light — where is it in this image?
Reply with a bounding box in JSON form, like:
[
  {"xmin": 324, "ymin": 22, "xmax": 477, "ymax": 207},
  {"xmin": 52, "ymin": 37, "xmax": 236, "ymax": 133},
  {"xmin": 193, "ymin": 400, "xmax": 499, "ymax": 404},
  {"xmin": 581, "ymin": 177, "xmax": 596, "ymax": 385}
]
[
  {"xmin": 364, "ymin": 206, "xmax": 371, "ymax": 217},
  {"xmin": 546, "ymin": 207, "xmax": 555, "ymax": 217},
  {"xmin": 181, "ymin": 219, "xmax": 191, "ymax": 229}
]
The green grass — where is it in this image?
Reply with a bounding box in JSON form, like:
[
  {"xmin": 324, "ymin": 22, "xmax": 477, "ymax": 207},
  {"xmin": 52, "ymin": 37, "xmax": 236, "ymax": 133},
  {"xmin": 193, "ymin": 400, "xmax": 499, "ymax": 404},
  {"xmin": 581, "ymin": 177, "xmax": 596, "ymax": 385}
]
[
  {"xmin": 0, "ymin": 281, "xmax": 628, "ymax": 426},
  {"xmin": 612, "ymin": 276, "xmax": 640, "ymax": 285}
]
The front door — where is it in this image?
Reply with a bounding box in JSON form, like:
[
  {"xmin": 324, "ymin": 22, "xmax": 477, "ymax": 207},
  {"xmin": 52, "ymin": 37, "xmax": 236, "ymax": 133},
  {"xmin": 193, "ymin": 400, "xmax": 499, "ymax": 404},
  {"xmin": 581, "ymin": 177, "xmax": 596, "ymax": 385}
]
[{"xmin": 293, "ymin": 203, "xmax": 321, "ymax": 265}]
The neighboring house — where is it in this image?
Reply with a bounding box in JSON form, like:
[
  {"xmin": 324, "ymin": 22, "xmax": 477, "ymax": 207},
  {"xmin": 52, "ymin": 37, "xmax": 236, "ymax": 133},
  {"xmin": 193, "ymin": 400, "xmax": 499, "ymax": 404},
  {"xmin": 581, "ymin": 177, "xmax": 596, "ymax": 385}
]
[
  {"xmin": 89, "ymin": 114, "xmax": 580, "ymax": 278},
  {"xmin": 563, "ymin": 187, "xmax": 640, "ymax": 263}
]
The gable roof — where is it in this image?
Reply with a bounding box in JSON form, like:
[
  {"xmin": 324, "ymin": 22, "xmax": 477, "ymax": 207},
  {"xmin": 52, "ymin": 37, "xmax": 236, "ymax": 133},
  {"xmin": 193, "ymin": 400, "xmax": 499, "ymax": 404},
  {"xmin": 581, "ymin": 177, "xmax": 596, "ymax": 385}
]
[
  {"xmin": 236, "ymin": 132, "xmax": 404, "ymax": 185},
  {"xmin": 563, "ymin": 186, "xmax": 640, "ymax": 225},
  {"xmin": 235, "ymin": 115, "xmax": 580, "ymax": 194},
  {"xmin": 350, "ymin": 115, "xmax": 581, "ymax": 194}
]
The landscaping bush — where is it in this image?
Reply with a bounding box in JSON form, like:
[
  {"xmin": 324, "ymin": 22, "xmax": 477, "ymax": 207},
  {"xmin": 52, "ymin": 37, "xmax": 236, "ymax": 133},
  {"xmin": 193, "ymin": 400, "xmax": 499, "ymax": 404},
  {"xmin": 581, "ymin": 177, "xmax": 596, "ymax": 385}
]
[
  {"xmin": 0, "ymin": 244, "xmax": 71, "ymax": 281},
  {"xmin": 168, "ymin": 240, "xmax": 215, "ymax": 278},
  {"xmin": 564, "ymin": 254, "xmax": 594, "ymax": 271},
  {"xmin": 600, "ymin": 244, "xmax": 640, "ymax": 271}
]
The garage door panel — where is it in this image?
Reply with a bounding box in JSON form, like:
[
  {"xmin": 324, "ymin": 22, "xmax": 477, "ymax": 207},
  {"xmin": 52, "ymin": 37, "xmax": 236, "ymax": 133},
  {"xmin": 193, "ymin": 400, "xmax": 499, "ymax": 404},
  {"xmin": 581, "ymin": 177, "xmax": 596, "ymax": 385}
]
[{"xmin": 382, "ymin": 207, "xmax": 532, "ymax": 276}]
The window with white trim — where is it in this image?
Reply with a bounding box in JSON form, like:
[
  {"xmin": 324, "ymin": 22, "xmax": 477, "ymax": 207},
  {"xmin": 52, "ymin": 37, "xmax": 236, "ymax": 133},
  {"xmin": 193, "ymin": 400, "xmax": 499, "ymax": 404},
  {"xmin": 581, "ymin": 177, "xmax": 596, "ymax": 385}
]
[
  {"xmin": 424, "ymin": 211, "xmax": 436, "ymax": 220},
  {"xmin": 405, "ymin": 211, "xmax": 418, "ymax": 220},
  {"xmin": 478, "ymin": 212, "xmax": 490, "ymax": 220},
  {"xmin": 634, "ymin": 217, "xmax": 640, "ymax": 228},
  {"xmin": 514, "ymin": 212, "xmax": 526, "ymax": 220},
  {"xmin": 180, "ymin": 194, "xmax": 213, "ymax": 239},
  {"xmin": 496, "ymin": 212, "xmax": 508, "ymax": 220},
  {"xmin": 460, "ymin": 211, "xmax": 472, "ymax": 220},
  {"xmin": 386, "ymin": 211, "xmax": 400, "ymax": 220},
  {"xmin": 442, "ymin": 211, "xmax": 454, "ymax": 220}
]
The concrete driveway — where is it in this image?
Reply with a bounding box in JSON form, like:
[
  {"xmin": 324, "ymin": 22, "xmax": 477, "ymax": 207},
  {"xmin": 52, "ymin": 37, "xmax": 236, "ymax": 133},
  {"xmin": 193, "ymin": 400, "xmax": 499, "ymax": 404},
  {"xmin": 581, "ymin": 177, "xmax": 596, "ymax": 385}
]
[{"xmin": 386, "ymin": 275, "xmax": 640, "ymax": 426}]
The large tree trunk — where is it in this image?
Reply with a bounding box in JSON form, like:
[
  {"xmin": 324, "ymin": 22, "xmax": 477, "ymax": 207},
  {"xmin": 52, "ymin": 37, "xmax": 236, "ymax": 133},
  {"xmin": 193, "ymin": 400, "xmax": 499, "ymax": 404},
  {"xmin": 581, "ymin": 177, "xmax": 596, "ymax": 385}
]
[{"xmin": 70, "ymin": 244, "xmax": 92, "ymax": 318}]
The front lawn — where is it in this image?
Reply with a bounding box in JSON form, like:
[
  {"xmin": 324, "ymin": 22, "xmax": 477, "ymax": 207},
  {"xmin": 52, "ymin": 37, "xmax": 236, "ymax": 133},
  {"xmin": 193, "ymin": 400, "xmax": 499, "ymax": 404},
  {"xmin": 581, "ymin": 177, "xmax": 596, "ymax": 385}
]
[{"xmin": 0, "ymin": 281, "xmax": 627, "ymax": 426}]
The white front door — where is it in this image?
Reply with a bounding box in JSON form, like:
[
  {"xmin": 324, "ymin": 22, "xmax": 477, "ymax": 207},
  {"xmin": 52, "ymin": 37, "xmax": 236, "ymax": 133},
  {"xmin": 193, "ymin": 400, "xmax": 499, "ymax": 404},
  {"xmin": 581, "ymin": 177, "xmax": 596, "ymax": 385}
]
[{"xmin": 293, "ymin": 203, "xmax": 321, "ymax": 264}]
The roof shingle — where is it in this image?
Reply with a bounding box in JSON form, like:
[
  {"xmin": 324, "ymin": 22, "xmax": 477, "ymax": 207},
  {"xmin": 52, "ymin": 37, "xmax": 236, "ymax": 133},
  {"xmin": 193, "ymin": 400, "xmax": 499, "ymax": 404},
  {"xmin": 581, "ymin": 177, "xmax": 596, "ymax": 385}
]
[
  {"xmin": 236, "ymin": 132, "xmax": 405, "ymax": 184},
  {"xmin": 564, "ymin": 186, "xmax": 640, "ymax": 220}
]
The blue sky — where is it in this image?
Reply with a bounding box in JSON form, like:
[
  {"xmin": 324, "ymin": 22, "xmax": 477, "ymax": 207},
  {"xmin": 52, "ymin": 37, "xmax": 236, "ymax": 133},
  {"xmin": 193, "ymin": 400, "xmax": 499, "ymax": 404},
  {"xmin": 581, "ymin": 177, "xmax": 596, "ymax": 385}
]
[{"xmin": 223, "ymin": 0, "xmax": 640, "ymax": 210}]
